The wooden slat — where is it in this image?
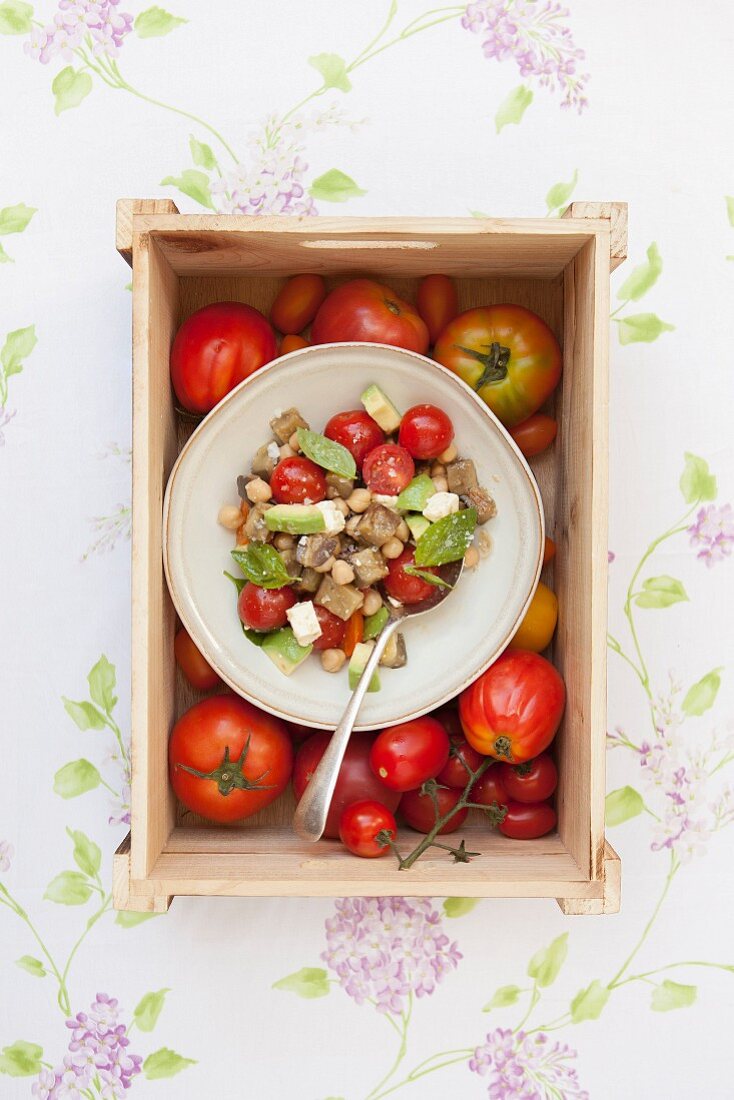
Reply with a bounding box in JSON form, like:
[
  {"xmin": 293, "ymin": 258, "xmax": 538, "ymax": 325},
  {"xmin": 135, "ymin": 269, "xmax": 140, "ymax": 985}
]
[
  {"xmin": 113, "ymin": 834, "xmax": 171, "ymax": 913},
  {"xmin": 116, "ymin": 199, "xmax": 179, "ymax": 264},
  {"xmin": 557, "ymin": 842, "xmax": 620, "ymax": 915},
  {"xmin": 563, "ymin": 202, "xmax": 627, "ymax": 270}
]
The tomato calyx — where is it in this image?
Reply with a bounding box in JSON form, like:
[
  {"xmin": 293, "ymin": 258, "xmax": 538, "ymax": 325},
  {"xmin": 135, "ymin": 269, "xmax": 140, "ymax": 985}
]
[
  {"xmin": 177, "ymin": 735, "xmax": 276, "ymax": 797},
  {"xmin": 493, "ymin": 735, "xmax": 514, "ymax": 760},
  {"xmin": 384, "ymin": 296, "xmax": 402, "ymax": 317},
  {"xmin": 456, "ymin": 342, "xmax": 511, "ymax": 389},
  {"xmin": 513, "ymin": 760, "xmax": 533, "ymax": 776}
]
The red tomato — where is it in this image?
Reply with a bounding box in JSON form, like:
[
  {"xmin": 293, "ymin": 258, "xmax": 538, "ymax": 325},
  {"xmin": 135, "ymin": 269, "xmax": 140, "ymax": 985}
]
[
  {"xmin": 294, "ymin": 732, "xmax": 400, "ymax": 839},
  {"xmin": 237, "ymin": 582, "xmax": 296, "ymax": 632},
  {"xmin": 324, "ymin": 410, "xmax": 385, "ymax": 470},
  {"xmin": 311, "ymin": 279, "xmax": 429, "ymax": 354},
  {"xmin": 499, "ymin": 800, "xmax": 557, "ymax": 839},
  {"xmin": 170, "ymin": 302, "xmax": 277, "ymax": 414},
  {"xmin": 384, "ymin": 547, "xmax": 439, "ymax": 605},
  {"xmin": 370, "ymin": 717, "xmax": 450, "ymax": 792},
  {"xmin": 436, "ymin": 736, "xmax": 483, "ymax": 788},
  {"xmin": 400, "ymin": 786, "xmax": 467, "ymax": 834},
  {"xmin": 430, "ymin": 705, "xmax": 464, "ymax": 741},
  {"xmin": 270, "ymin": 456, "xmax": 327, "ymax": 504},
  {"xmin": 169, "ymin": 696, "xmax": 292, "ymax": 823},
  {"xmin": 460, "ymin": 649, "xmax": 565, "ymax": 763},
  {"xmin": 362, "ymin": 444, "xmax": 415, "ymax": 495},
  {"xmin": 542, "ymin": 537, "xmax": 556, "ymax": 566},
  {"xmin": 280, "ymin": 334, "xmax": 310, "ymax": 354},
  {"xmin": 270, "ymin": 274, "xmax": 326, "ymax": 334},
  {"xmin": 417, "ymin": 274, "xmax": 459, "ymax": 344},
  {"xmin": 312, "ymin": 605, "xmax": 347, "ymax": 651},
  {"xmin": 398, "ymin": 404, "xmax": 455, "ymax": 460},
  {"xmin": 499, "ymin": 753, "xmax": 558, "ymax": 803},
  {"xmin": 339, "ymin": 800, "xmax": 397, "ymax": 858},
  {"xmin": 509, "ymin": 414, "xmax": 558, "ymax": 457},
  {"xmin": 470, "ymin": 767, "xmax": 509, "ymax": 808},
  {"xmin": 174, "ymin": 627, "xmax": 220, "ymax": 691},
  {"xmin": 287, "ymin": 722, "xmax": 314, "ymax": 744}
]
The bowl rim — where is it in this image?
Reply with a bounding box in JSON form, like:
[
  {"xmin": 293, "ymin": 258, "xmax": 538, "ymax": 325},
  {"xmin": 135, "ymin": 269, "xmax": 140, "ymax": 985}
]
[{"xmin": 162, "ymin": 341, "xmax": 545, "ymax": 729}]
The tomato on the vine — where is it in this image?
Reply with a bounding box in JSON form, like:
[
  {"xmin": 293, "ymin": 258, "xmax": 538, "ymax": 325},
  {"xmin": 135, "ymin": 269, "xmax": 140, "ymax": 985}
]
[
  {"xmin": 370, "ymin": 717, "xmax": 450, "ymax": 792},
  {"xmin": 311, "ymin": 279, "xmax": 429, "ymax": 354},
  {"xmin": 398, "ymin": 404, "xmax": 454, "ymax": 460},
  {"xmin": 499, "ymin": 800, "xmax": 557, "ymax": 839},
  {"xmin": 470, "ymin": 767, "xmax": 509, "ymax": 808},
  {"xmin": 499, "ymin": 753, "xmax": 558, "ymax": 803},
  {"xmin": 362, "ymin": 444, "xmax": 415, "ymax": 495},
  {"xmin": 324, "ymin": 410, "xmax": 385, "ymax": 470},
  {"xmin": 174, "ymin": 627, "xmax": 220, "ymax": 691},
  {"xmin": 510, "ymin": 414, "xmax": 558, "ymax": 457},
  {"xmin": 339, "ymin": 800, "xmax": 397, "ymax": 858},
  {"xmin": 511, "ymin": 581, "xmax": 558, "ymax": 652},
  {"xmin": 435, "ymin": 736, "xmax": 483, "ymax": 788},
  {"xmin": 400, "ymin": 786, "xmax": 467, "ymax": 835},
  {"xmin": 280, "ymin": 334, "xmax": 310, "ymax": 354},
  {"xmin": 169, "ymin": 696, "xmax": 292, "ymax": 823},
  {"xmin": 270, "ymin": 274, "xmax": 326, "ymax": 334},
  {"xmin": 270, "ymin": 456, "xmax": 327, "ymax": 504},
  {"xmin": 237, "ymin": 582, "xmax": 295, "ymax": 632},
  {"xmin": 417, "ymin": 274, "xmax": 458, "ymax": 344}
]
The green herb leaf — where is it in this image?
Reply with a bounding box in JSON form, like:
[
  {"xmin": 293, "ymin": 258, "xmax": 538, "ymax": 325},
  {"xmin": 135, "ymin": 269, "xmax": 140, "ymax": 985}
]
[
  {"xmin": 726, "ymin": 196, "xmax": 734, "ymax": 228},
  {"xmin": 680, "ymin": 452, "xmax": 717, "ymax": 503},
  {"xmin": 223, "ymin": 569, "xmax": 246, "ymax": 594},
  {"xmin": 0, "ymin": 1040, "xmax": 43, "ymax": 1077},
  {"xmin": 617, "ymin": 242, "xmax": 662, "ymax": 301},
  {"xmin": 605, "ymin": 786, "xmax": 644, "ymax": 826},
  {"xmin": 634, "ymin": 575, "xmax": 688, "ymax": 610},
  {"xmin": 52, "ymin": 66, "xmax": 93, "ymax": 115},
  {"xmin": 44, "ymin": 871, "xmax": 92, "ymax": 906},
  {"xmin": 189, "ymin": 134, "xmax": 217, "ymax": 171},
  {"xmin": 0, "ymin": 1, "xmax": 34, "ymax": 35},
  {"xmin": 15, "ymin": 956, "xmax": 46, "ymax": 978},
  {"xmin": 570, "ymin": 980, "xmax": 609, "ymax": 1023},
  {"xmin": 363, "ymin": 606, "xmax": 389, "ymax": 641},
  {"xmin": 650, "ymin": 980, "xmax": 697, "ymax": 1012},
  {"xmin": 134, "ymin": 5, "xmax": 187, "ymax": 37},
  {"xmin": 495, "ymin": 84, "xmax": 533, "ymax": 133},
  {"xmin": 115, "ymin": 910, "xmax": 160, "ymax": 928},
  {"xmin": 396, "ymin": 474, "xmax": 435, "ymax": 512},
  {"xmin": 615, "ymin": 312, "xmax": 675, "ymax": 344},
  {"xmin": 88, "ymin": 654, "xmax": 116, "ymax": 714},
  {"xmin": 143, "ymin": 1048, "xmax": 197, "ymax": 1080},
  {"xmin": 403, "ymin": 565, "xmax": 452, "ymax": 589},
  {"xmin": 296, "ymin": 428, "xmax": 356, "ymax": 479},
  {"xmin": 53, "ymin": 759, "xmax": 101, "ymax": 799},
  {"xmin": 272, "ymin": 967, "xmax": 331, "ymax": 999},
  {"xmin": 443, "ymin": 897, "xmax": 480, "ymax": 918},
  {"xmin": 527, "ymin": 932, "xmax": 568, "ymax": 987},
  {"xmin": 0, "ymin": 203, "xmax": 36, "ymax": 236},
  {"xmin": 62, "ymin": 698, "xmax": 106, "ymax": 731},
  {"xmin": 231, "ymin": 545, "xmax": 292, "ymax": 589},
  {"xmin": 1, "ymin": 325, "xmax": 37, "ymax": 375},
  {"xmin": 415, "ymin": 508, "xmax": 476, "ymax": 566},
  {"xmin": 161, "ymin": 169, "xmax": 215, "ymax": 210},
  {"xmin": 243, "ymin": 627, "xmax": 268, "ymax": 646},
  {"xmin": 66, "ymin": 828, "xmax": 101, "ymax": 878},
  {"xmin": 308, "ymin": 169, "xmax": 366, "ymax": 204},
  {"xmin": 682, "ymin": 668, "xmax": 723, "ymax": 717},
  {"xmin": 545, "ymin": 169, "xmax": 578, "ymax": 216},
  {"xmin": 482, "ymin": 984, "xmax": 522, "ymax": 1011},
  {"xmin": 308, "ymin": 52, "xmax": 352, "ymax": 92},
  {"xmin": 134, "ymin": 989, "xmax": 170, "ymax": 1032}
]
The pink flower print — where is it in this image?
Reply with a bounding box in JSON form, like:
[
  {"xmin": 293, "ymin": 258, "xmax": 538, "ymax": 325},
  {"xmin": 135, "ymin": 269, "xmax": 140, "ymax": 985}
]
[
  {"xmin": 688, "ymin": 504, "xmax": 734, "ymax": 567},
  {"xmin": 23, "ymin": 26, "xmax": 56, "ymax": 64},
  {"xmin": 469, "ymin": 1028, "xmax": 589, "ymax": 1098},
  {"xmin": 0, "ymin": 839, "xmax": 13, "ymax": 872},
  {"xmin": 31, "ymin": 1069, "xmax": 58, "ymax": 1099}
]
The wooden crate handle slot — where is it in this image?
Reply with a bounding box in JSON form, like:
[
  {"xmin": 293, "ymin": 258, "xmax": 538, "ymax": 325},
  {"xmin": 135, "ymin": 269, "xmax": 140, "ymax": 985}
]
[{"xmin": 116, "ymin": 198, "xmax": 180, "ymax": 266}]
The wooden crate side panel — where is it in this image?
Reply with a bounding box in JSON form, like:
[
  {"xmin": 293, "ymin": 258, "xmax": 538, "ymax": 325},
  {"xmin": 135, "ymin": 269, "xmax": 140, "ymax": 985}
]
[
  {"xmin": 557, "ymin": 842, "xmax": 620, "ymax": 915},
  {"xmin": 113, "ymin": 834, "xmax": 171, "ymax": 912},
  {"xmin": 130, "ymin": 235, "xmax": 179, "ymax": 878},
  {"xmin": 563, "ymin": 202, "xmax": 627, "ymax": 270},
  {"xmin": 116, "ymin": 199, "xmax": 179, "ymax": 265}
]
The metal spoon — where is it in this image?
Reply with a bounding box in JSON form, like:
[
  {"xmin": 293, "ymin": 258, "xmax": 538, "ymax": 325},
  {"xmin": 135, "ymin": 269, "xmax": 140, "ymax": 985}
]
[{"xmin": 293, "ymin": 558, "xmax": 465, "ymax": 843}]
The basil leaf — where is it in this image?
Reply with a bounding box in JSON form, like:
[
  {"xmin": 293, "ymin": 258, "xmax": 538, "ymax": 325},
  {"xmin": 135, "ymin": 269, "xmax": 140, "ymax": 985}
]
[
  {"xmin": 231, "ymin": 546, "xmax": 292, "ymax": 589},
  {"xmin": 396, "ymin": 474, "xmax": 435, "ymax": 512},
  {"xmin": 414, "ymin": 509, "xmax": 477, "ymax": 566},
  {"xmin": 243, "ymin": 627, "xmax": 268, "ymax": 646},
  {"xmin": 296, "ymin": 428, "xmax": 356, "ymax": 479},
  {"xmin": 403, "ymin": 565, "xmax": 453, "ymax": 589},
  {"xmin": 363, "ymin": 606, "xmax": 389, "ymax": 640},
  {"xmin": 223, "ymin": 570, "xmax": 246, "ymax": 594}
]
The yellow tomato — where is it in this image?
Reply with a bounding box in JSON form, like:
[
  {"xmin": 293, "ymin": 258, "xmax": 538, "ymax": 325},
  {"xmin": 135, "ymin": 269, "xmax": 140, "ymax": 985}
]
[{"xmin": 512, "ymin": 582, "xmax": 558, "ymax": 652}]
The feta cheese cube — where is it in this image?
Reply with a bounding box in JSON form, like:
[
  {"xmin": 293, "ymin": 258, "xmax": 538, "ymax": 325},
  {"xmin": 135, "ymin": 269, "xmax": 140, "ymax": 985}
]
[
  {"xmin": 267, "ymin": 441, "xmax": 281, "ymax": 462},
  {"xmin": 286, "ymin": 601, "xmax": 322, "ymax": 647},
  {"xmin": 315, "ymin": 500, "xmax": 346, "ymax": 534},
  {"xmin": 423, "ymin": 491, "xmax": 460, "ymax": 523},
  {"xmin": 372, "ymin": 494, "xmax": 400, "ymax": 511}
]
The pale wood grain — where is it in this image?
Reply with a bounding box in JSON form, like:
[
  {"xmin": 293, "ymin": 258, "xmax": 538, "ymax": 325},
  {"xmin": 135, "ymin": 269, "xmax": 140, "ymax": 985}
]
[
  {"xmin": 563, "ymin": 202, "xmax": 627, "ymax": 270},
  {"xmin": 557, "ymin": 842, "xmax": 620, "ymax": 915},
  {"xmin": 113, "ymin": 835, "xmax": 171, "ymax": 913},
  {"xmin": 116, "ymin": 199, "xmax": 179, "ymax": 264}
]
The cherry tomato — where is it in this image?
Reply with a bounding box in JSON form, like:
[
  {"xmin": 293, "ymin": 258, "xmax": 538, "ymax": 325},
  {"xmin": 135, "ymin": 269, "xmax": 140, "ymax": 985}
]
[
  {"xmin": 370, "ymin": 717, "xmax": 450, "ymax": 792},
  {"xmin": 400, "ymin": 785, "xmax": 467, "ymax": 835},
  {"xmin": 499, "ymin": 753, "xmax": 558, "ymax": 803},
  {"xmin": 511, "ymin": 581, "xmax": 558, "ymax": 652},
  {"xmin": 270, "ymin": 456, "xmax": 327, "ymax": 505},
  {"xmin": 339, "ymin": 800, "xmax": 397, "ymax": 858},
  {"xmin": 312, "ymin": 605, "xmax": 347, "ymax": 651},
  {"xmin": 436, "ymin": 736, "xmax": 483, "ymax": 788},
  {"xmin": 311, "ymin": 279, "xmax": 429, "ymax": 354},
  {"xmin": 174, "ymin": 627, "xmax": 220, "ymax": 691},
  {"xmin": 398, "ymin": 404, "xmax": 455, "ymax": 460},
  {"xmin": 499, "ymin": 800, "xmax": 557, "ymax": 839},
  {"xmin": 417, "ymin": 274, "xmax": 459, "ymax": 344},
  {"xmin": 542, "ymin": 537, "xmax": 556, "ymax": 565},
  {"xmin": 510, "ymin": 414, "xmax": 558, "ymax": 457},
  {"xmin": 170, "ymin": 302, "xmax": 277, "ymax": 414},
  {"xmin": 434, "ymin": 305, "xmax": 561, "ymax": 428},
  {"xmin": 287, "ymin": 722, "xmax": 314, "ymax": 744},
  {"xmin": 237, "ymin": 582, "xmax": 296, "ymax": 632},
  {"xmin": 460, "ymin": 649, "xmax": 565, "ymax": 763},
  {"xmin": 324, "ymin": 410, "xmax": 385, "ymax": 470},
  {"xmin": 270, "ymin": 274, "xmax": 326, "ymax": 334},
  {"xmin": 342, "ymin": 610, "xmax": 364, "ymax": 658},
  {"xmin": 471, "ymin": 767, "xmax": 509, "ymax": 808},
  {"xmin": 362, "ymin": 443, "xmax": 415, "ymax": 495},
  {"xmin": 430, "ymin": 705, "xmax": 464, "ymax": 741},
  {"xmin": 293, "ymin": 732, "xmax": 400, "ymax": 839},
  {"xmin": 169, "ymin": 696, "xmax": 292, "ymax": 823},
  {"xmin": 384, "ymin": 547, "xmax": 439, "ymax": 605},
  {"xmin": 280, "ymin": 334, "xmax": 310, "ymax": 354}
]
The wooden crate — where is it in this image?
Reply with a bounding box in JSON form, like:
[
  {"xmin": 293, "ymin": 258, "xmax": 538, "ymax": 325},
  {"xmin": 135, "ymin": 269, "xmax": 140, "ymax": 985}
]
[{"xmin": 113, "ymin": 201, "xmax": 625, "ymax": 914}]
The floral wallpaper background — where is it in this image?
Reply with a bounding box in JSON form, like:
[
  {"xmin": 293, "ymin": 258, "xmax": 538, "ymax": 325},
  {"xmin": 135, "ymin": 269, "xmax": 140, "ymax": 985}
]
[{"xmin": 1, "ymin": 1, "xmax": 733, "ymax": 1096}]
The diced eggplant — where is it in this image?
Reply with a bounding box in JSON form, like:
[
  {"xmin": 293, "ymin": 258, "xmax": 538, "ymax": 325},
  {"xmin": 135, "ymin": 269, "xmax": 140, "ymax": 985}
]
[
  {"xmin": 269, "ymin": 407, "xmax": 309, "ymax": 444},
  {"xmin": 251, "ymin": 444, "xmax": 277, "ymax": 480},
  {"xmin": 314, "ymin": 575, "xmax": 365, "ymax": 621},
  {"xmin": 296, "ymin": 567, "xmax": 321, "ymax": 594},
  {"xmin": 356, "ymin": 503, "xmax": 401, "ymax": 547},
  {"xmin": 296, "ymin": 533, "xmax": 340, "ymax": 569},
  {"xmin": 278, "ymin": 548, "xmax": 302, "ymax": 580},
  {"xmin": 237, "ymin": 474, "xmax": 253, "ymax": 500},
  {"xmin": 463, "ymin": 485, "xmax": 497, "ymax": 525},
  {"xmin": 349, "ymin": 547, "xmax": 389, "ymax": 588},
  {"xmin": 379, "ymin": 632, "xmax": 407, "ymax": 669},
  {"xmin": 243, "ymin": 502, "xmax": 273, "ymax": 542},
  {"xmin": 447, "ymin": 458, "xmax": 479, "ymax": 496},
  {"xmin": 326, "ymin": 472, "xmax": 355, "ymax": 499}
]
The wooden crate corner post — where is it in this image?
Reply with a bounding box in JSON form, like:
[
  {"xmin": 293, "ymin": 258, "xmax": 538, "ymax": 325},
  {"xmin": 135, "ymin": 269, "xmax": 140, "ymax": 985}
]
[
  {"xmin": 113, "ymin": 834, "xmax": 172, "ymax": 914},
  {"xmin": 557, "ymin": 842, "xmax": 621, "ymax": 915}
]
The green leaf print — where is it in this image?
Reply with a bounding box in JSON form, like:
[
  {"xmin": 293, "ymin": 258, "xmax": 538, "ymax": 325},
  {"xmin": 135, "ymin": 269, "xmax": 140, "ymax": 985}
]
[
  {"xmin": 309, "ymin": 52, "xmax": 352, "ymax": 93},
  {"xmin": 273, "ymin": 967, "xmax": 331, "ymax": 999},
  {"xmin": 44, "ymin": 871, "xmax": 93, "ymax": 906},
  {"xmin": 615, "ymin": 312, "xmax": 675, "ymax": 345},
  {"xmin": 161, "ymin": 169, "xmax": 215, "ymax": 210},
  {"xmin": 53, "ymin": 758, "xmax": 102, "ymax": 799},
  {"xmin": 0, "ymin": 202, "xmax": 36, "ymax": 235},
  {"xmin": 682, "ymin": 669, "xmax": 723, "ymax": 717},
  {"xmin": 0, "ymin": 1, "xmax": 33, "ymax": 35},
  {"xmin": 52, "ymin": 66, "xmax": 93, "ymax": 115},
  {"xmin": 650, "ymin": 980, "xmax": 697, "ymax": 1012},
  {"xmin": 308, "ymin": 169, "xmax": 366, "ymax": 203},
  {"xmin": 1, "ymin": 324, "xmax": 36, "ymax": 375},
  {"xmin": 0, "ymin": 242, "xmax": 11, "ymax": 263},
  {"xmin": 634, "ymin": 575, "xmax": 688, "ymax": 610},
  {"xmin": 62, "ymin": 697, "xmax": 106, "ymax": 730},
  {"xmin": 570, "ymin": 980, "xmax": 610, "ymax": 1023},
  {"xmin": 443, "ymin": 897, "xmax": 481, "ymax": 918},
  {"xmin": 617, "ymin": 242, "xmax": 662, "ymax": 301},
  {"xmin": 115, "ymin": 910, "xmax": 160, "ymax": 928},
  {"xmin": 680, "ymin": 452, "xmax": 717, "ymax": 503},
  {"xmin": 134, "ymin": 989, "xmax": 170, "ymax": 1032},
  {"xmin": 527, "ymin": 933, "xmax": 568, "ymax": 987},
  {"xmin": 66, "ymin": 827, "xmax": 102, "ymax": 878},
  {"xmin": 189, "ymin": 134, "xmax": 217, "ymax": 171},
  {"xmin": 15, "ymin": 956, "xmax": 46, "ymax": 978},
  {"xmin": 88, "ymin": 653, "xmax": 117, "ymax": 713},
  {"xmin": 494, "ymin": 84, "xmax": 533, "ymax": 133},
  {"xmin": 605, "ymin": 786, "xmax": 644, "ymax": 826},
  {"xmin": 143, "ymin": 1048, "xmax": 197, "ymax": 1080},
  {"xmin": 545, "ymin": 169, "xmax": 578, "ymax": 216},
  {"xmin": 0, "ymin": 1040, "xmax": 43, "ymax": 1077},
  {"xmin": 726, "ymin": 195, "xmax": 734, "ymax": 227},
  {"xmin": 134, "ymin": 6, "xmax": 188, "ymax": 38},
  {"xmin": 483, "ymin": 985, "xmax": 523, "ymax": 1011}
]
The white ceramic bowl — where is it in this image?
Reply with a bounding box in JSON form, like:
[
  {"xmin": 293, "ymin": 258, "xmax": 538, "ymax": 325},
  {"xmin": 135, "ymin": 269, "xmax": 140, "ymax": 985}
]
[{"xmin": 163, "ymin": 343, "xmax": 544, "ymax": 730}]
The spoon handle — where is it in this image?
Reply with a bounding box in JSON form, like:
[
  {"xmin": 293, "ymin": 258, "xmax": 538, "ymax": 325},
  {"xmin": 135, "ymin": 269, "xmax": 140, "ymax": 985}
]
[{"xmin": 293, "ymin": 618, "xmax": 400, "ymax": 843}]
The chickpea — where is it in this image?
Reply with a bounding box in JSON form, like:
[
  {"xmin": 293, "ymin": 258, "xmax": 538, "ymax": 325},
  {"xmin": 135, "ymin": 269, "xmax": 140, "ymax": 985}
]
[
  {"xmin": 332, "ymin": 560, "xmax": 355, "ymax": 586},
  {"xmin": 381, "ymin": 537, "xmax": 404, "ymax": 560},
  {"xmin": 279, "ymin": 444, "xmax": 295, "ymax": 459},
  {"xmin": 347, "ymin": 488, "xmax": 371, "ymax": 513},
  {"xmin": 321, "ymin": 648, "xmax": 347, "ymax": 673},
  {"xmin": 430, "ymin": 462, "xmax": 446, "ymax": 478},
  {"xmin": 218, "ymin": 504, "xmax": 244, "ymax": 530},
  {"xmin": 245, "ymin": 477, "xmax": 272, "ymax": 504},
  {"xmin": 314, "ymin": 555, "xmax": 336, "ymax": 574},
  {"xmin": 274, "ymin": 532, "xmax": 294, "ymax": 550},
  {"xmin": 362, "ymin": 589, "xmax": 383, "ymax": 616},
  {"xmin": 438, "ymin": 443, "xmax": 458, "ymax": 464},
  {"xmin": 326, "ymin": 485, "xmax": 340, "ymax": 500},
  {"xmin": 464, "ymin": 546, "xmax": 479, "ymax": 569},
  {"xmin": 396, "ymin": 519, "xmax": 410, "ymax": 542},
  {"xmin": 288, "ymin": 432, "xmax": 301, "ymax": 452},
  {"xmin": 432, "ymin": 476, "xmax": 449, "ymax": 493},
  {"xmin": 333, "ymin": 497, "xmax": 350, "ymax": 515}
]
